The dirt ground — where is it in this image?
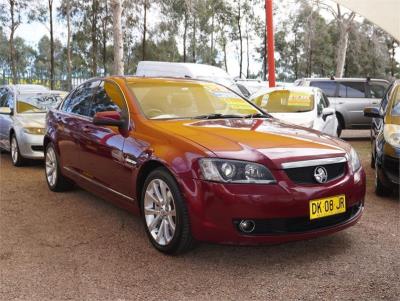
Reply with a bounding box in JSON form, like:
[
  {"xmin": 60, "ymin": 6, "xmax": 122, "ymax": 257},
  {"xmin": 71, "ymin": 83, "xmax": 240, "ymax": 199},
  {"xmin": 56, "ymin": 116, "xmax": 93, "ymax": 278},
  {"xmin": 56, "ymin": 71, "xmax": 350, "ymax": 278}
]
[{"xmin": 0, "ymin": 130, "xmax": 399, "ymax": 301}]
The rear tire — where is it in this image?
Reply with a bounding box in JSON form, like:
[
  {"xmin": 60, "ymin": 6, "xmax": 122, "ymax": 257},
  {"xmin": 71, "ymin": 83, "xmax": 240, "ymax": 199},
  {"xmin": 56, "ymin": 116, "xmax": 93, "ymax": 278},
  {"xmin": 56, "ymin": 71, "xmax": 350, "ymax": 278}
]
[
  {"xmin": 10, "ymin": 134, "xmax": 27, "ymax": 167},
  {"xmin": 45, "ymin": 143, "xmax": 74, "ymax": 192},
  {"xmin": 141, "ymin": 168, "xmax": 194, "ymax": 255}
]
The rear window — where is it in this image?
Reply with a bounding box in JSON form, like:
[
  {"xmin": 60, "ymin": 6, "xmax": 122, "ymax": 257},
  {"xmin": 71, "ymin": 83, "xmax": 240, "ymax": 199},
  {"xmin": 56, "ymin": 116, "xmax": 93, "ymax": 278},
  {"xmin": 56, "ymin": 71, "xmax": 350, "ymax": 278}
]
[
  {"xmin": 338, "ymin": 82, "xmax": 366, "ymax": 98},
  {"xmin": 309, "ymin": 81, "xmax": 336, "ymax": 97}
]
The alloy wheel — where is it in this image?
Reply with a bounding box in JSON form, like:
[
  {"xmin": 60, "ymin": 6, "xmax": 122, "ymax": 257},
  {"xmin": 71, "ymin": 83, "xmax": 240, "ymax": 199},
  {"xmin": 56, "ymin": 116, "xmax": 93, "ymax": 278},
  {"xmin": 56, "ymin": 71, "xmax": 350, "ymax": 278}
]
[
  {"xmin": 45, "ymin": 146, "xmax": 57, "ymax": 187},
  {"xmin": 11, "ymin": 136, "xmax": 18, "ymax": 164},
  {"xmin": 144, "ymin": 179, "xmax": 177, "ymax": 246}
]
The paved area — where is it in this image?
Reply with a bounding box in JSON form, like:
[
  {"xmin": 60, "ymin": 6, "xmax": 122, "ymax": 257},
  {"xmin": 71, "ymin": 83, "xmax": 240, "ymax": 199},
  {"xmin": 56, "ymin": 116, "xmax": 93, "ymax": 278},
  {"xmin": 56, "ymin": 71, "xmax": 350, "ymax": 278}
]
[{"xmin": 0, "ymin": 130, "xmax": 399, "ymax": 300}]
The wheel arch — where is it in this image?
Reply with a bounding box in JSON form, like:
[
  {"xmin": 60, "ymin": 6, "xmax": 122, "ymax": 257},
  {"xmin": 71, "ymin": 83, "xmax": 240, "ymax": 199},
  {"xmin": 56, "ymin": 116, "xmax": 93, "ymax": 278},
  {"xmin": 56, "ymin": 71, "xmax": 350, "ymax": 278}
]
[
  {"xmin": 336, "ymin": 111, "xmax": 345, "ymax": 129},
  {"xmin": 136, "ymin": 160, "xmax": 172, "ymax": 209}
]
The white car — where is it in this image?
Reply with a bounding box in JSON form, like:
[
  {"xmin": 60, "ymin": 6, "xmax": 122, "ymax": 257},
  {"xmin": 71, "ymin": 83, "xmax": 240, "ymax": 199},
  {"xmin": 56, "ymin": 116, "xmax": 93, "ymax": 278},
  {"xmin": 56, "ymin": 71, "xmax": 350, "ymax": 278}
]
[
  {"xmin": 250, "ymin": 86, "xmax": 338, "ymax": 136},
  {"xmin": 0, "ymin": 85, "xmax": 63, "ymax": 166}
]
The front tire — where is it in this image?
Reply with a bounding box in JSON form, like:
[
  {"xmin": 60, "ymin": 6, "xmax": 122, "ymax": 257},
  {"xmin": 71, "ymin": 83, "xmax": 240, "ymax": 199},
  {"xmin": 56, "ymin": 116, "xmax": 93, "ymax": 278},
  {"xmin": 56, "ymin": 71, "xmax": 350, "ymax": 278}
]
[
  {"xmin": 45, "ymin": 143, "xmax": 74, "ymax": 192},
  {"xmin": 375, "ymin": 163, "xmax": 391, "ymax": 197},
  {"xmin": 10, "ymin": 134, "xmax": 26, "ymax": 167},
  {"xmin": 141, "ymin": 168, "xmax": 194, "ymax": 255}
]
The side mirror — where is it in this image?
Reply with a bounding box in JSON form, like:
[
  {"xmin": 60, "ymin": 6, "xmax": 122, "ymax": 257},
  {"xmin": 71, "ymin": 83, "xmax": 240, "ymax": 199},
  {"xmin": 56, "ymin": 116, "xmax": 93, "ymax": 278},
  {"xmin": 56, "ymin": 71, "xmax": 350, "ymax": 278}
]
[
  {"xmin": 0, "ymin": 107, "xmax": 12, "ymax": 115},
  {"xmin": 322, "ymin": 107, "xmax": 335, "ymax": 121},
  {"xmin": 364, "ymin": 107, "xmax": 382, "ymax": 118},
  {"xmin": 93, "ymin": 111, "xmax": 124, "ymax": 127}
]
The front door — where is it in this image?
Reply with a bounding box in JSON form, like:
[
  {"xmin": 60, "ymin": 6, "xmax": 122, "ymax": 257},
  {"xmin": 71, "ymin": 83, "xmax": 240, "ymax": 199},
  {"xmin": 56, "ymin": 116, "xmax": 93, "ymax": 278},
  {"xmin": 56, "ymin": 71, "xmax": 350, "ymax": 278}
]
[
  {"xmin": 337, "ymin": 81, "xmax": 371, "ymax": 127},
  {"xmin": 79, "ymin": 80, "xmax": 133, "ymax": 198}
]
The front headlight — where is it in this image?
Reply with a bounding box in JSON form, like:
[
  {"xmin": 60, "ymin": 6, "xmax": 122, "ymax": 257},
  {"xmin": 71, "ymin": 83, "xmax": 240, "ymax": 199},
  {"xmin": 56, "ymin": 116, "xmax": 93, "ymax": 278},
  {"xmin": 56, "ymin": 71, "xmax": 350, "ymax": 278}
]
[
  {"xmin": 348, "ymin": 147, "xmax": 361, "ymax": 172},
  {"xmin": 199, "ymin": 158, "xmax": 276, "ymax": 184},
  {"xmin": 23, "ymin": 127, "xmax": 45, "ymax": 135},
  {"xmin": 384, "ymin": 124, "xmax": 400, "ymax": 148}
]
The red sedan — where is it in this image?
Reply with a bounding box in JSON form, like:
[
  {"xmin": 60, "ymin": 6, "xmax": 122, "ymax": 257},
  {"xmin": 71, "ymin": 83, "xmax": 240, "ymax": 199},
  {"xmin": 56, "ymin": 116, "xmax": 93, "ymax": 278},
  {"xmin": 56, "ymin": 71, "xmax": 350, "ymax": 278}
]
[{"xmin": 44, "ymin": 77, "xmax": 366, "ymax": 254}]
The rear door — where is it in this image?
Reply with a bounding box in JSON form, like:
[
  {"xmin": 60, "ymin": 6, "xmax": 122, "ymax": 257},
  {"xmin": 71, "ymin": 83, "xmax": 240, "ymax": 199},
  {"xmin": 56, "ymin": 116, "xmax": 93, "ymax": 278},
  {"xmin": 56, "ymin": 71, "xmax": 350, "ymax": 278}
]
[
  {"xmin": 337, "ymin": 81, "xmax": 370, "ymax": 127},
  {"xmin": 57, "ymin": 80, "xmax": 100, "ymax": 172}
]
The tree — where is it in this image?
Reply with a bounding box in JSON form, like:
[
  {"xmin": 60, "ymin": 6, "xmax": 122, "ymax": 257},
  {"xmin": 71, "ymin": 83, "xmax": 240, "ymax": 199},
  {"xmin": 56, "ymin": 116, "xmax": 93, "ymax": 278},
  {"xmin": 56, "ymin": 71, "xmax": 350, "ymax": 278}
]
[
  {"xmin": 111, "ymin": 0, "xmax": 123, "ymax": 75},
  {"xmin": 315, "ymin": 1, "xmax": 355, "ymax": 77},
  {"xmin": 1, "ymin": 0, "xmax": 30, "ymax": 83}
]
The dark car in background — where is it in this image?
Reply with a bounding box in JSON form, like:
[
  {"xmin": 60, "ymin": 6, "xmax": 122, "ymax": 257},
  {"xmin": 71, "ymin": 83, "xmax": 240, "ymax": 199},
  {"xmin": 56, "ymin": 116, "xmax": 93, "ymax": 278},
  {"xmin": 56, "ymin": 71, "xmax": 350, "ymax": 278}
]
[
  {"xmin": 295, "ymin": 78, "xmax": 389, "ymax": 136},
  {"xmin": 364, "ymin": 80, "xmax": 400, "ymax": 196}
]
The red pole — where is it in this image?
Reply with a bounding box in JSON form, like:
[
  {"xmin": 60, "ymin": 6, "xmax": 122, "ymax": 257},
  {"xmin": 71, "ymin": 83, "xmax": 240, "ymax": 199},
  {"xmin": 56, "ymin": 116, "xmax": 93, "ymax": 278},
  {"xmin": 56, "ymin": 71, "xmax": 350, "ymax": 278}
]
[{"xmin": 266, "ymin": 0, "xmax": 276, "ymax": 87}]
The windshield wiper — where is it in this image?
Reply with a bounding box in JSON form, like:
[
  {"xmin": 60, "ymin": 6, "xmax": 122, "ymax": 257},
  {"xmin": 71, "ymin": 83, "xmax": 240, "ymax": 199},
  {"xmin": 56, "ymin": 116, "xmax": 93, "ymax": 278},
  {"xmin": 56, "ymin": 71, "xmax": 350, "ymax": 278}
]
[
  {"xmin": 243, "ymin": 113, "xmax": 270, "ymax": 119},
  {"xmin": 193, "ymin": 113, "xmax": 243, "ymax": 120}
]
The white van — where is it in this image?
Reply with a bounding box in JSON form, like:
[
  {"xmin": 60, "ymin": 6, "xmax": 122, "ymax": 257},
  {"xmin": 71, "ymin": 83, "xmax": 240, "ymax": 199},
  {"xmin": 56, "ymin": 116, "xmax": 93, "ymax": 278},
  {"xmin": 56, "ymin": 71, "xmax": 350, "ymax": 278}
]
[{"xmin": 135, "ymin": 61, "xmax": 247, "ymax": 96}]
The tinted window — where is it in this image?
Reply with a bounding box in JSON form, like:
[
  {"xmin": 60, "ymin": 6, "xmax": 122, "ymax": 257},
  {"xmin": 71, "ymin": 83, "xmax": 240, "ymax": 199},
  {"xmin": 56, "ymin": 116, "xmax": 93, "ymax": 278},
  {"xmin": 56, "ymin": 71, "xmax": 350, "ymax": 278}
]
[
  {"xmin": 369, "ymin": 83, "xmax": 386, "ymax": 99},
  {"xmin": 0, "ymin": 88, "xmax": 8, "ymax": 107},
  {"xmin": 317, "ymin": 93, "xmax": 327, "ymax": 116},
  {"xmin": 310, "ymin": 81, "xmax": 337, "ymax": 97},
  {"xmin": 61, "ymin": 81, "xmax": 100, "ymax": 116},
  {"xmin": 338, "ymin": 82, "xmax": 366, "ymax": 98},
  {"xmin": 89, "ymin": 81, "xmax": 127, "ymax": 118}
]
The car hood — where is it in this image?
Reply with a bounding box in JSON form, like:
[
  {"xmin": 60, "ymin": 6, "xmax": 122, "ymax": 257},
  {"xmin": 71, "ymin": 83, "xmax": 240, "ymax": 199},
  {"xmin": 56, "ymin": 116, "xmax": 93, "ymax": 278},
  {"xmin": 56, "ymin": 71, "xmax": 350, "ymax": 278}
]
[
  {"xmin": 153, "ymin": 118, "xmax": 350, "ymax": 168},
  {"xmin": 15, "ymin": 113, "xmax": 46, "ymax": 128}
]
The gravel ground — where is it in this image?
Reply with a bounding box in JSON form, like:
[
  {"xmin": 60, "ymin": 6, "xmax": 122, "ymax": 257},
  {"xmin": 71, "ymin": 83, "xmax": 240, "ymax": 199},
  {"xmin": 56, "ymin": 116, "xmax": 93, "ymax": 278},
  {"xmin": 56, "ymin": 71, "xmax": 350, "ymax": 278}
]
[{"xmin": 0, "ymin": 130, "xmax": 399, "ymax": 301}]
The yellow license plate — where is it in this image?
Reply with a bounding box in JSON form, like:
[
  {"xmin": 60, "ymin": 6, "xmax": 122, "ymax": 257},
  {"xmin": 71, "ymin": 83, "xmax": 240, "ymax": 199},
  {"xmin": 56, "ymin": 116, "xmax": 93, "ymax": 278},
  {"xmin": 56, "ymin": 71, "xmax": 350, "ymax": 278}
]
[{"xmin": 309, "ymin": 195, "xmax": 346, "ymax": 220}]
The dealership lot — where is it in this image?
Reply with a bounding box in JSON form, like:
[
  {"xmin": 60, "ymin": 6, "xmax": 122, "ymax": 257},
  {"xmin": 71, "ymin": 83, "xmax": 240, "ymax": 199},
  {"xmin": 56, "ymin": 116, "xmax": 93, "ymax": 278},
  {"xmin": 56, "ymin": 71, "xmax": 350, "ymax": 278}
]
[{"xmin": 0, "ymin": 130, "xmax": 398, "ymax": 301}]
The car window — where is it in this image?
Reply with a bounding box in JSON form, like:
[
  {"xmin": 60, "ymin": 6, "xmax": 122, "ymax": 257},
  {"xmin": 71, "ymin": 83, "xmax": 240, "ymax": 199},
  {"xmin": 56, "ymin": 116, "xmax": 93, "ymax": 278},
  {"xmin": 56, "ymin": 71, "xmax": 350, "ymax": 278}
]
[
  {"xmin": 16, "ymin": 94, "xmax": 62, "ymax": 114},
  {"xmin": 89, "ymin": 81, "xmax": 128, "ymax": 118},
  {"xmin": 317, "ymin": 93, "xmax": 327, "ymax": 116},
  {"xmin": 309, "ymin": 81, "xmax": 336, "ymax": 97},
  {"xmin": 338, "ymin": 81, "xmax": 366, "ymax": 98},
  {"xmin": 368, "ymin": 82, "xmax": 387, "ymax": 99},
  {"xmin": 391, "ymin": 86, "xmax": 400, "ymax": 116},
  {"xmin": 0, "ymin": 88, "xmax": 8, "ymax": 107},
  {"xmin": 61, "ymin": 80, "xmax": 100, "ymax": 116},
  {"xmin": 379, "ymin": 84, "xmax": 393, "ymax": 114},
  {"xmin": 322, "ymin": 93, "xmax": 330, "ymax": 107}
]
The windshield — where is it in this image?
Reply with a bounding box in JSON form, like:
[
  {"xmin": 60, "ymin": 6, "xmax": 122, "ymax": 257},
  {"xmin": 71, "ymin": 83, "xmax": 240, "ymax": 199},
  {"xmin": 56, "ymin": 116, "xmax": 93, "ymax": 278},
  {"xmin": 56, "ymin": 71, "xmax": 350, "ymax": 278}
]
[
  {"xmin": 253, "ymin": 90, "xmax": 314, "ymax": 113},
  {"xmin": 17, "ymin": 93, "xmax": 62, "ymax": 114},
  {"xmin": 392, "ymin": 87, "xmax": 400, "ymax": 116},
  {"xmin": 129, "ymin": 81, "xmax": 261, "ymax": 120}
]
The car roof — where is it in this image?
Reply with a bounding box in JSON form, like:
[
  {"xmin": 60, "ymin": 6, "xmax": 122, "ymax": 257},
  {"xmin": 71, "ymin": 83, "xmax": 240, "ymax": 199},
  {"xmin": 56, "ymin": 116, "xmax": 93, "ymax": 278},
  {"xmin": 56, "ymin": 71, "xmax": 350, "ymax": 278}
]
[
  {"xmin": 299, "ymin": 77, "xmax": 388, "ymax": 83},
  {"xmin": 1, "ymin": 84, "xmax": 50, "ymax": 93}
]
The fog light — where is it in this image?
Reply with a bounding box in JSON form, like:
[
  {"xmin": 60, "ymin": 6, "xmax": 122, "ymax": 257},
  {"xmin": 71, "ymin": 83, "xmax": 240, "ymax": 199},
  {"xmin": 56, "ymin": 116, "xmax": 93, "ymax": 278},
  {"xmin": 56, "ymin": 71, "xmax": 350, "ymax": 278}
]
[{"xmin": 239, "ymin": 220, "xmax": 255, "ymax": 233}]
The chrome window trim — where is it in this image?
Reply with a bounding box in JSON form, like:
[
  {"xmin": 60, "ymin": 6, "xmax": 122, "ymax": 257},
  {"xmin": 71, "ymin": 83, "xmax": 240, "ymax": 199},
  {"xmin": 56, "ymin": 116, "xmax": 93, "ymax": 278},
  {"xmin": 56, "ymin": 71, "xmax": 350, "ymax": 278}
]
[{"xmin": 281, "ymin": 157, "xmax": 347, "ymax": 169}]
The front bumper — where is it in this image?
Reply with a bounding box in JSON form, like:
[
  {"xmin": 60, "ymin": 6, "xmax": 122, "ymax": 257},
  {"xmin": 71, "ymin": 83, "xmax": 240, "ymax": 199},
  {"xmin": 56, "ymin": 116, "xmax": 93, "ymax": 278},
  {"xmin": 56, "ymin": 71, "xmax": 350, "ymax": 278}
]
[
  {"xmin": 182, "ymin": 168, "xmax": 366, "ymax": 245},
  {"xmin": 17, "ymin": 132, "xmax": 45, "ymax": 159}
]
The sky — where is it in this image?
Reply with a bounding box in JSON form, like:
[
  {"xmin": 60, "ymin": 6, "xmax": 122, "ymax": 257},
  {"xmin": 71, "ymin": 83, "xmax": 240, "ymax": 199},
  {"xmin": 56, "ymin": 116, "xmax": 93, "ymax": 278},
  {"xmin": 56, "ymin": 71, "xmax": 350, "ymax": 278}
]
[{"xmin": 12, "ymin": 0, "xmax": 400, "ymax": 79}]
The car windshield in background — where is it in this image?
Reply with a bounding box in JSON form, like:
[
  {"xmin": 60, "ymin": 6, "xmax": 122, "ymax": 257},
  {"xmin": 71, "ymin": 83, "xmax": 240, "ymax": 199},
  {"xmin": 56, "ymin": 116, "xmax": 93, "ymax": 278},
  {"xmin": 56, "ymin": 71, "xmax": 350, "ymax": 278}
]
[
  {"xmin": 392, "ymin": 88, "xmax": 400, "ymax": 116},
  {"xmin": 17, "ymin": 94, "xmax": 62, "ymax": 114},
  {"xmin": 129, "ymin": 81, "xmax": 260, "ymax": 120},
  {"xmin": 253, "ymin": 90, "xmax": 314, "ymax": 113}
]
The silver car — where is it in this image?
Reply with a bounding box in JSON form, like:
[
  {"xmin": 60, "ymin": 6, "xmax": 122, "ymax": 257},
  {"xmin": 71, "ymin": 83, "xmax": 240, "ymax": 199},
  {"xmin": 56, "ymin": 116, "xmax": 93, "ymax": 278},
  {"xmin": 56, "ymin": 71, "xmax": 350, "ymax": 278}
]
[
  {"xmin": 295, "ymin": 78, "xmax": 389, "ymax": 136},
  {"xmin": 0, "ymin": 85, "xmax": 63, "ymax": 166}
]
